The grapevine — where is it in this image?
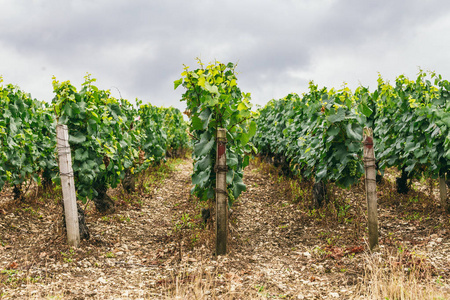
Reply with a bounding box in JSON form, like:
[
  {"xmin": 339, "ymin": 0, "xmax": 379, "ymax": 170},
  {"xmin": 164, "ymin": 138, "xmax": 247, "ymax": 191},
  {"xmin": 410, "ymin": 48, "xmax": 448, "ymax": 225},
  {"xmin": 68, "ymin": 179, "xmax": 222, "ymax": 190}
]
[{"xmin": 175, "ymin": 59, "xmax": 256, "ymax": 204}]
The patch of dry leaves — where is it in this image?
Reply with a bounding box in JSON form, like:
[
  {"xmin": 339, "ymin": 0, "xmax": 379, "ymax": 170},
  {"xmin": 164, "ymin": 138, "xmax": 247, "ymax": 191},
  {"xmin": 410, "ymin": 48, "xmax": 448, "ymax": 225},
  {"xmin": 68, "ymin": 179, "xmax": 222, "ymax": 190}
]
[{"xmin": 0, "ymin": 158, "xmax": 449, "ymax": 299}]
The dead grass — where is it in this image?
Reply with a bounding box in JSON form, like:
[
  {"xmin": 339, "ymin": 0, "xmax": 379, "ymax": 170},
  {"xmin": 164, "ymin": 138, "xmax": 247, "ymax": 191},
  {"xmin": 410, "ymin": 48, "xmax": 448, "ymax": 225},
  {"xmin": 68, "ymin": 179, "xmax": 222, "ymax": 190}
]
[{"xmin": 354, "ymin": 248, "xmax": 450, "ymax": 300}]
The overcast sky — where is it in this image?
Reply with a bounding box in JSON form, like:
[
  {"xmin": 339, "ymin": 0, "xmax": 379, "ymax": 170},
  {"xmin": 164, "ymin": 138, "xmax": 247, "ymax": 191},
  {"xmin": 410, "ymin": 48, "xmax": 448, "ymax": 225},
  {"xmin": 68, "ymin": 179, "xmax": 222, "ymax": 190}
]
[{"xmin": 1, "ymin": 0, "xmax": 450, "ymax": 111}]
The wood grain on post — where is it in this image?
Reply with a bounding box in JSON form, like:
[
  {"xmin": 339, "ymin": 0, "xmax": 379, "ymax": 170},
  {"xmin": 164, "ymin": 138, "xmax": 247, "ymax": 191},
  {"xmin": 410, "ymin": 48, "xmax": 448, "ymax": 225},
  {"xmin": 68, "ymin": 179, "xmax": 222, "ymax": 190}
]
[
  {"xmin": 363, "ymin": 128, "xmax": 378, "ymax": 251},
  {"xmin": 439, "ymin": 176, "xmax": 448, "ymax": 212},
  {"xmin": 56, "ymin": 124, "xmax": 80, "ymax": 248},
  {"xmin": 215, "ymin": 128, "xmax": 228, "ymax": 255}
]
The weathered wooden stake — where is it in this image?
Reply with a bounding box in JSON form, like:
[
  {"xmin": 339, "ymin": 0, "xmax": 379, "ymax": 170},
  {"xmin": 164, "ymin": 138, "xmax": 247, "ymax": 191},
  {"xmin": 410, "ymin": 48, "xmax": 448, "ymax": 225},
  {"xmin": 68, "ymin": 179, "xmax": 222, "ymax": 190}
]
[
  {"xmin": 363, "ymin": 128, "xmax": 378, "ymax": 251},
  {"xmin": 439, "ymin": 176, "xmax": 448, "ymax": 212},
  {"xmin": 215, "ymin": 128, "xmax": 228, "ymax": 255},
  {"xmin": 56, "ymin": 124, "xmax": 80, "ymax": 247}
]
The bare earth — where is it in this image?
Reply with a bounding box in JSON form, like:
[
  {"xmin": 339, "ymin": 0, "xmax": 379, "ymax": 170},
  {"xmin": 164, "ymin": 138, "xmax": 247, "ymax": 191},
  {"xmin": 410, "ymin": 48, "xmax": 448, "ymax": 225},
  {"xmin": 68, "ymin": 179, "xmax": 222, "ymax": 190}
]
[{"xmin": 1, "ymin": 158, "xmax": 450, "ymax": 299}]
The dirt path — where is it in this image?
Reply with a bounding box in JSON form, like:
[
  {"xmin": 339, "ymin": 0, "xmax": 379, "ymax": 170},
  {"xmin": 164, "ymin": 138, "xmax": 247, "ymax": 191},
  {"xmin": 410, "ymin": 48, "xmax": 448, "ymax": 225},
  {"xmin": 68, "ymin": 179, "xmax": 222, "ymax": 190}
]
[
  {"xmin": 0, "ymin": 160, "xmax": 195, "ymax": 299},
  {"xmin": 1, "ymin": 158, "xmax": 450, "ymax": 299}
]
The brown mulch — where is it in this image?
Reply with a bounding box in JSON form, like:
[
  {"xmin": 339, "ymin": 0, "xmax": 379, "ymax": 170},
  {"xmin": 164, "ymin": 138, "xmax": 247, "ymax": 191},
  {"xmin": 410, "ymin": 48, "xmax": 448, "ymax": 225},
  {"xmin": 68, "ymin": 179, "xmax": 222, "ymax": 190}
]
[{"xmin": 0, "ymin": 158, "xmax": 449, "ymax": 299}]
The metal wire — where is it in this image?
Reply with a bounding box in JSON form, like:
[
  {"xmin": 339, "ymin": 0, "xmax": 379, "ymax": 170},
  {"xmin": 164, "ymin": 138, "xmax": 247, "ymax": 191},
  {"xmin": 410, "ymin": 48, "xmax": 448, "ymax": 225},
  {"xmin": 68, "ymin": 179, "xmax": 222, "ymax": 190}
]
[
  {"xmin": 363, "ymin": 157, "xmax": 376, "ymax": 168},
  {"xmin": 60, "ymin": 172, "xmax": 74, "ymax": 177},
  {"xmin": 215, "ymin": 188, "xmax": 228, "ymax": 196},
  {"xmin": 215, "ymin": 165, "xmax": 228, "ymax": 173}
]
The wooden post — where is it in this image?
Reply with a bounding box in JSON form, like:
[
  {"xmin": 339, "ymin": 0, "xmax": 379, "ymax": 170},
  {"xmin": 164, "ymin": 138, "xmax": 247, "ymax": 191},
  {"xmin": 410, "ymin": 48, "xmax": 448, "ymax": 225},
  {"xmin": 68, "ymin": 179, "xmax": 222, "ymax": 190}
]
[
  {"xmin": 439, "ymin": 176, "xmax": 447, "ymax": 212},
  {"xmin": 56, "ymin": 124, "xmax": 80, "ymax": 247},
  {"xmin": 363, "ymin": 128, "xmax": 378, "ymax": 251},
  {"xmin": 215, "ymin": 128, "xmax": 228, "ymax": 255}
]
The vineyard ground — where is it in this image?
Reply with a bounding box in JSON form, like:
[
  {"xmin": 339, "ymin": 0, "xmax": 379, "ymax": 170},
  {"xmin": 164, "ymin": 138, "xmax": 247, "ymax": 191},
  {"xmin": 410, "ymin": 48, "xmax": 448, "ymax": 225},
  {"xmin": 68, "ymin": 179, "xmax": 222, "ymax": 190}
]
[{"xmin": 0, "ymin": 158, "xmax": 450, "ymax": 299}]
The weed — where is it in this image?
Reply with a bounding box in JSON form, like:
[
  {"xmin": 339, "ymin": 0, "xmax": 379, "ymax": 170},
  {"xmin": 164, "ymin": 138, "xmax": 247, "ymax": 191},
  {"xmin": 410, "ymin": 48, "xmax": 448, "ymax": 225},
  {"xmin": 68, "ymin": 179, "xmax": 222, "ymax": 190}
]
[
  {"xmin": 174, "ymin": 213, "xmax": 196, "ymax": 230},
  {"xmin": 117, "ymin": 215, "xmax": 130, "ymax": 223},
  {"xmin": 409, "ymin": 196, "xmax": 419, "ymax": 203},
  {"xmin": 308, "ymin": 208, "xmax": 326, "ymax": 220},
  {"xmin": 313, "ymin": 245, "xmax": 330, "ymax": 257},
  {"xmin": 190, "ymin": 232, "xmax": 199, "ymax": 245},
  {"xmin": 19, "ymin": 206, "xmax": 43, "ymax": 219},
  {"xmin": 337, "ymin": 203, "xmax": 351, "ymax": 221},
  {"xmin": 326, "ymin": 235, "xmax": 341, "ymax": 246},
  {"xmin": 1, "ymin": 269, "xmax": 19, "ymax": 283},
  {"xmin": 289, "ymin": 180, "xmax": 307, "ymax": 204},
  {"xmin": 61, "ymin": 248, "xmax": 75, "ymax": 263}
]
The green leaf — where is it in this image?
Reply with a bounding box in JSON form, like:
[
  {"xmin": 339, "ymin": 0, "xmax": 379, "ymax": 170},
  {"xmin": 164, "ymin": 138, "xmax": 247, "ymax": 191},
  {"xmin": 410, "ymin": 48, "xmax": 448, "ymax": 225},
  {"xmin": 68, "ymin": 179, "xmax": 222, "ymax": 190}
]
[
  {"xmin": 69, "ymin": 132, "xmax": 86, "ymax": 144},
  {"xmin": 237, "ymin": 102, "xmax": 247, "ymax": 111},
  {"xmin": 316, "ymin": 166, "xmax": 327, "ymax": 181},
  {"xmin": 248, "ymin": 120, "xmax": 257, "ymax": 138},
  {"xmin": 191, "ymin": 116, "xmax": 203, "ymax": 130},
  {"xmin": 345, "ymin": 123, "xmax": 362, "ymax": 141},
  {"xmin": 435, "ymin": 111, "xmax": 450, "ymax": 127},
  {"xmin": 360, "ymin": 102, "xmax": 373, "ymax": 117},
  {"xmin": 174, "ymin": 79, "xmax": 183, "ymax": 90},
  {"xmin": 327, "ymin": 108, "xmax": 345, "ymax": 124},
  {"xmin": 196, "ymin": 154, "xmax": 212, "ymax": 171},
  {"xmin": 226, "ymin": 152, "xmax": 239, "ymax": 167},
  {"xmin": 242, "ymin": 154, "xmax": 250, "ymax": 168},
  {"xmin": 74, "ymin": 148, "xmax": 88, "ymax": 161},
  {"xmin": 63, "ymin": 102, "xmax": 73, "ymax": 118},
  {"xmin": 232, "ymin": 175, "xmax": 246, "ymax": 199},
  {"xmin": 226, "ymin": 169, "xmax": 234, "ymax": 184},
  {"xmin": 204, "ymin": 81, "xmax": 219, "ymax": 94},
  {"xmin": 327, "ymin": 126, "xmax": 340, "ymax": 137},
  {"xmin": 194, "ymin": 132, "xmax": 215, "ymax": 157},
  {"xmin": 404, "ymin": 160, "xmax": 417, "ymax": 173},
  {"xmin": 199, "ymin": 108, "xmax": 212, "ymax": 130},
  {"xmin": 192, "ymin": 168, "xmax": 211, "ymax": 187},
  {"xmin": 240, "ymin": 132, "xmax": 250, "ymax": 146}
]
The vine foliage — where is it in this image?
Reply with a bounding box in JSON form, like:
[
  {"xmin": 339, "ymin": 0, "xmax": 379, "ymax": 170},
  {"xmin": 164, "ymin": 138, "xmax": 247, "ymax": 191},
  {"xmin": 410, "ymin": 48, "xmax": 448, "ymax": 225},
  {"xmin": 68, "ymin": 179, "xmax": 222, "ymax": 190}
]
[
  {"xmin": 0, "ymin": 78, "xmax": 57, "ymax": 197},
  {"xmin": 175, "ymin": 60, "xmax": 256, "ymax": 204}
]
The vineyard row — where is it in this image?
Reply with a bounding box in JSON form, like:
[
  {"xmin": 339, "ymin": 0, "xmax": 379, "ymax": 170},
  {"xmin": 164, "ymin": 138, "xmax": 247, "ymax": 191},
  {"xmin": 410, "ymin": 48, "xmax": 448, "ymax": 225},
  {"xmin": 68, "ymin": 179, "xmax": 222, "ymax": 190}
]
[
  {"xmin": 0, "ymin": 75, "xmax": 190, "ymax": 212},
  {"xmin": 252, "ymin": 71, "xmax": 450, "ymax": 210}
]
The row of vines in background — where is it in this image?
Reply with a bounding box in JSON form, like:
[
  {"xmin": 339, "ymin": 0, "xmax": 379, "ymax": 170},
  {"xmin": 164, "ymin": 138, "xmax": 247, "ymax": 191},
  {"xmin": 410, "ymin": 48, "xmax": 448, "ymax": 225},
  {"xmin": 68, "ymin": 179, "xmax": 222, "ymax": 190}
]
[
  {"xmin": 0, "ymin": 75, "xmax": 190, "ymax": 212},
  {"xmin": 253, "ymin": 70, "xmax": 450, "ymax": 209},
  {"xmin": 0, "ymin": 78, "xmax": 57, "ymax": 197}
]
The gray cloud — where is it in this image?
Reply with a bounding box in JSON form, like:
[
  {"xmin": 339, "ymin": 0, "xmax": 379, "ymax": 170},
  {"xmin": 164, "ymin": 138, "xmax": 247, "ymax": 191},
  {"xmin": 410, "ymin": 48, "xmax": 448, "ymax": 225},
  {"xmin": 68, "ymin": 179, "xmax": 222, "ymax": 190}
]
[{"xmin": 1, "ymin": 0, "xmax": 450, "ymax": 109}]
